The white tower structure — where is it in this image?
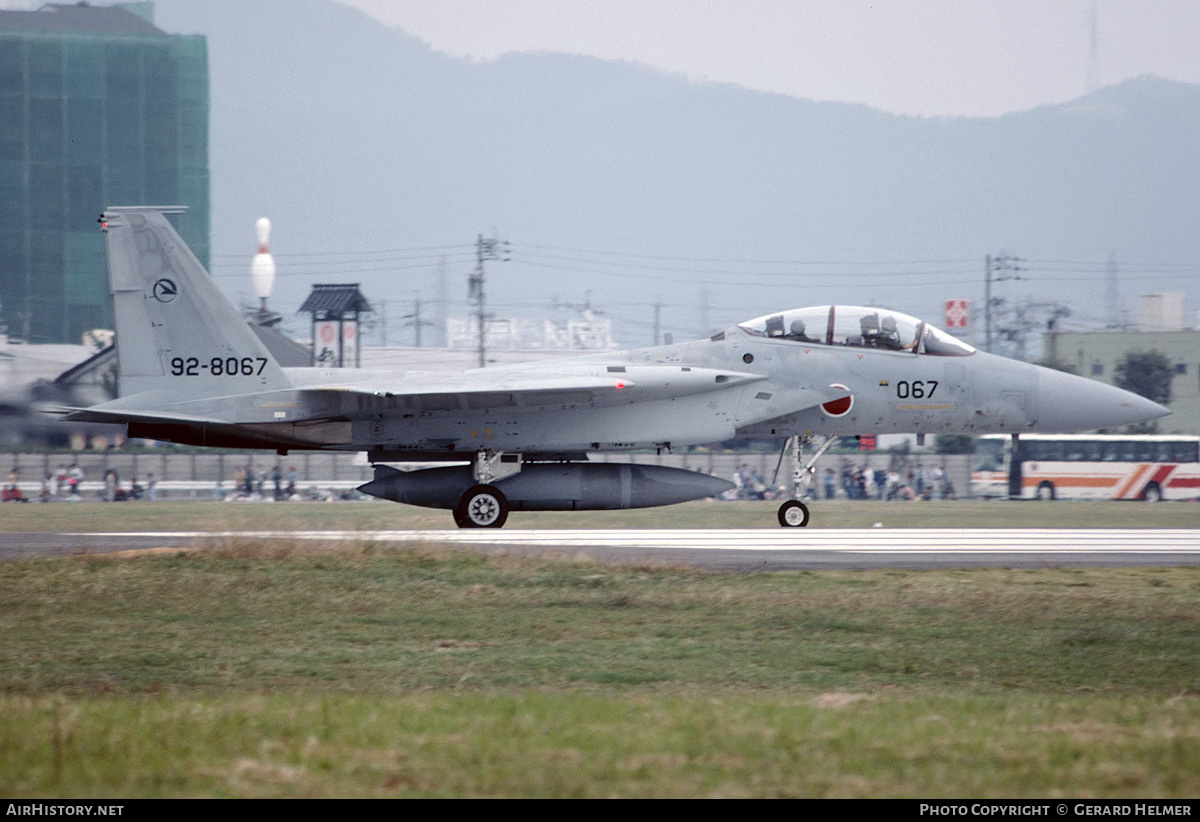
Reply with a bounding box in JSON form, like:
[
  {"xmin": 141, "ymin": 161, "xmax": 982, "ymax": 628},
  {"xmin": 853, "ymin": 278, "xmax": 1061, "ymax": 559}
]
[{"xmin": 251, "ymin": 217, "xmax": 276, "ymax": 313}]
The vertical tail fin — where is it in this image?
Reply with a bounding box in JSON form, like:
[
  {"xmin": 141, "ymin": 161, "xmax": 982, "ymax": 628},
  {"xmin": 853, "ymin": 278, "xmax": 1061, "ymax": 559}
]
[{"xmin": 103, "ymin": 207, "xmax": 293, "ymax": 397}]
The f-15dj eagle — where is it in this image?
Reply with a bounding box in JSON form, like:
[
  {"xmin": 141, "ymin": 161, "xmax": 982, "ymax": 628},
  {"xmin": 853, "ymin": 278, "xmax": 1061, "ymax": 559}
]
[{"xmin": 67, "ymin": 207, "xmax": 1169, "ymax": 528}]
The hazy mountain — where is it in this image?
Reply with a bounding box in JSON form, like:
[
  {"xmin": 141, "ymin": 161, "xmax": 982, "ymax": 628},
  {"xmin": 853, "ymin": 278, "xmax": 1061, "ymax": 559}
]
[{"xmin": 152, "ymin": 0, "xmax": 1200, "ymax": 344}]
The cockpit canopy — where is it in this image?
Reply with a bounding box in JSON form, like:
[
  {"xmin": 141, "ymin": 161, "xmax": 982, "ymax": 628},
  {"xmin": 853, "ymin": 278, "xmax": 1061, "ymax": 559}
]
[{"xmin": 738, "ymin": 305, "xmax": 975, "ymax": 356}]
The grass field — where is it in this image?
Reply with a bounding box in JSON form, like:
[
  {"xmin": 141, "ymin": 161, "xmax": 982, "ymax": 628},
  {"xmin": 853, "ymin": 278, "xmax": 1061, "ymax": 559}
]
[{"xmin": 1, "ymin": 500, "xmax": 1198, "ymax": 797}]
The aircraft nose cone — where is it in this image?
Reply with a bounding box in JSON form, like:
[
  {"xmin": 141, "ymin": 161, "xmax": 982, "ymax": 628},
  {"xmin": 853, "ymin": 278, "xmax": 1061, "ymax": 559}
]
[{"xmin": 1035, "ymin": 368, "xmax": 1171, "ymax": 432}]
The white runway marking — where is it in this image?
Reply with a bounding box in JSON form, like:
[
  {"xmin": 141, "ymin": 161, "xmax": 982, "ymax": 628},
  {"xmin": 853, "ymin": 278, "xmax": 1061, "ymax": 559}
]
[{"xmin": 74, "ymin": 529, "xmax": 1200, "ymax": 555}]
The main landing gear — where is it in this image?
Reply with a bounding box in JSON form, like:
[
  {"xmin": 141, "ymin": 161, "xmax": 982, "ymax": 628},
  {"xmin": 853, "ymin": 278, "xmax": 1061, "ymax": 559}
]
[
  {"xmin": 454, "ymin": 451, "xmax": 522, "ymax": 528},
  {"xmin": 455, "ymin": 484, "xmax": 509, "ymax": 528},
  {"xmin": 454, "ymin": 443, "xmax": 839, "ymax": 529},
  {"xmin": 776, "ymin": 434, "xmax": 838, "ymax": 528}
]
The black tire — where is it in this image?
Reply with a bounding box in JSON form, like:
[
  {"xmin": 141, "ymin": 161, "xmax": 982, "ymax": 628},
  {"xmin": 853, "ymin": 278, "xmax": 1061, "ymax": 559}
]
[
  {"xmin": 1035, "ymin": 482, "xmax": 1056, "ymax": 501},
  {"xmin": 1142, "ymin": 482, "xmax": 1163, "ymax": 502},
  {"xmin": 777, "ymin": 500, "xmax": 810, "ymax": 528},
  {"xmin": 455, "ymin": 484, "xmax": 509, "ymax": 528}
]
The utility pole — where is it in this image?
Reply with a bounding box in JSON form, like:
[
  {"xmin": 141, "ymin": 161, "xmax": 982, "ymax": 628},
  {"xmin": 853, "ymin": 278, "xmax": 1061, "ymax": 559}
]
[
  {"xmin": 399, "ymin": 294, "xmax": 438, "ymax": 347},
  {"xmin": 469, "ymin": 233, "xmax": 510, "ymax": 367},
  {"xmin": 652, "ymin": 297, "xmax": 662, "ymax": 346},
  {"xmin": 1005, "ymin": 299, "xmax": 1071, "ymax": 363},
  {"xmin": 435, "ymin": 255, "xmax": 449, "ymax": 347},
  {"xmin": 1044, "ymin": 303, "xmax": 1071, "ymax": 366},
  {"xmin": 1104, "ymin": 252, "xmax": 1121, "ymax": 330},
  {"xmin": 984, "ymin": 253, "xmax": 1022, "ymax": 353}
]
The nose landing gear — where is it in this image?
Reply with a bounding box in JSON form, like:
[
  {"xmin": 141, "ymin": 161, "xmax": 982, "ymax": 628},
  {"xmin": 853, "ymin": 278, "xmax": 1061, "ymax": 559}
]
[
  {"xmin": 775, "ymin": 433, "xmax": 838, "ymax": 527},
  {"xmin": 777, "ymin": 499, "xmax": 810, "ymax": 527}
]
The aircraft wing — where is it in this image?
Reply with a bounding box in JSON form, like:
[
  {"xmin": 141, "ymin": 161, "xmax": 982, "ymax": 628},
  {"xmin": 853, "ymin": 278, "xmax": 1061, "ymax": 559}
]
[
  {"xmin": 297, "ymin": 364, "xmax": 770, "ymax": 409},
  {"xmin": 64, "ymin": 365, "xmax": 846, "ymax": 421}
]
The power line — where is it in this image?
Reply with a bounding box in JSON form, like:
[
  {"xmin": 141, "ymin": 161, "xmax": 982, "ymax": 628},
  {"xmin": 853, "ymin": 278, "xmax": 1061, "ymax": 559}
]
[
  {"xmin": 470, "ymin": 233, "xmax": 510, "ymax": 368},
  {"xmin": 210, "ymin": 244, "xmax": 473, "ymax": 261}
]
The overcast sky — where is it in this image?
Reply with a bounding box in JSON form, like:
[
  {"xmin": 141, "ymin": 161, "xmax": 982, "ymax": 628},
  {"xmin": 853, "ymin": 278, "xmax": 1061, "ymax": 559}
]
[{"xmin": 338, "ymin": 0, "xmax": 1200, "ymax": 118}]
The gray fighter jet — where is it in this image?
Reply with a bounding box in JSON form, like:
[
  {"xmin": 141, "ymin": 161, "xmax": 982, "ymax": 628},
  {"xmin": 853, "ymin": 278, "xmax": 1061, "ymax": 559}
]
[{"xmin": 67, "ymin": 207, "xmax": 1169, "ymax": 527}]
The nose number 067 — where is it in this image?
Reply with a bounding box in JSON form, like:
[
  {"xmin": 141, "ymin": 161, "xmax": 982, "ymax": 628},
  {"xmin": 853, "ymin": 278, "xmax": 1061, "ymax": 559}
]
[{"xmin": 896, "ymin": 380, "xmax": 938, "ymax": 399}]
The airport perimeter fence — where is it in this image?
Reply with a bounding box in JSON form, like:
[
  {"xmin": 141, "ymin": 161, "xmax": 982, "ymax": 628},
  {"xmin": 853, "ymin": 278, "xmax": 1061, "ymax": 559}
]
[{"xmin": 4, "ymin": 449, "xmax": 973, "ymax": 503}]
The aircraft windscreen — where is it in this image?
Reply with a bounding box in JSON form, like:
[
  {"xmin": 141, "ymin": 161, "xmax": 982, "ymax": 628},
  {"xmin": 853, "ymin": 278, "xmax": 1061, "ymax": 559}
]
[
  {"xmin": 921, "ymin": 323, "xmax": 975, "ymax": 356},
  {"xmin": 739, "ymin": 306, "xmax": 974, "ymax": 356}
]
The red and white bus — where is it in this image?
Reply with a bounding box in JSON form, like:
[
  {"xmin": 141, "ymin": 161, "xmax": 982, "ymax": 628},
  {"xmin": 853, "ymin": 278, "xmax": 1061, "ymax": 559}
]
[{"xmin": 971, "ymin": 434, "xmax": 1200, "ymax": 501}]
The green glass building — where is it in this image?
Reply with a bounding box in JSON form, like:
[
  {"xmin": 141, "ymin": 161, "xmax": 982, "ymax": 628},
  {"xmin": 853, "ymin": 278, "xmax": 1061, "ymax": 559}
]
[{"xmin": 0, "ymin": 2, "xmax": 208, "ymax": 344}]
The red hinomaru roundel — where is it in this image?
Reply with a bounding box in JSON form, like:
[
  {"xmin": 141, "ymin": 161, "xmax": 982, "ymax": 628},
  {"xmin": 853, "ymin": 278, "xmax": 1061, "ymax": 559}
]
[{"xmin": 821, "ymin": 383, "xmax": 853, "ymax": 417}]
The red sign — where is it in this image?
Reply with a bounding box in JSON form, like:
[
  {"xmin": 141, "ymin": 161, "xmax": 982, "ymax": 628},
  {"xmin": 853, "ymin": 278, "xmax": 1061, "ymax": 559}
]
[{"xmin": 945, "ymin": 299, "xmax": 969, "ymax": 329}]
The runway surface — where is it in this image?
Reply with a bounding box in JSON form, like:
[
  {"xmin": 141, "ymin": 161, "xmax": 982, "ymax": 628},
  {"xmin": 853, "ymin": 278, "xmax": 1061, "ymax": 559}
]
[{"xmin": 4, "ymin": 528, "xmax": 1198, "ymax": 570}]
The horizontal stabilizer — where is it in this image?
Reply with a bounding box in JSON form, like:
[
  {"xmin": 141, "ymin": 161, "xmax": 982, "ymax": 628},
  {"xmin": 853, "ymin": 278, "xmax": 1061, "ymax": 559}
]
[{"xmin": 62, "ymin": 405, "xmax": 225, "ymax": 426}]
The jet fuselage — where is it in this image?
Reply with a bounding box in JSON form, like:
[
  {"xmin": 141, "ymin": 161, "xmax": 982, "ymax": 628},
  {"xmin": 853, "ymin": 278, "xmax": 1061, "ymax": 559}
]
[{"xmin": 73, "ymin": 208, "xmax": 1170, "ymax": 527}]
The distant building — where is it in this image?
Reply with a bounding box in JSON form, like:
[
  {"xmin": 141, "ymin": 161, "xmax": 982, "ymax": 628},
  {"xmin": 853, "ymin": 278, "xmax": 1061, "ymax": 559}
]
[
  {"xmin": 0, "ymin": 2, "xmax": 209, "ymax": 344},
  {"xmin": 1047, "ymin": 329, "xmax": 1200, "ymax": 435},
  {"xmin": 1140, "ymin": 293, "xmax": 1185, "ymax": 333},
  {"xmin": 446, "ymin": 314, "xmax": 616, "ymax": 352}
]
